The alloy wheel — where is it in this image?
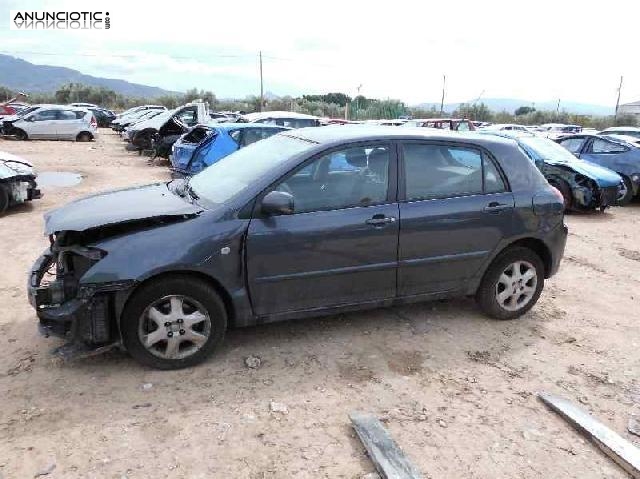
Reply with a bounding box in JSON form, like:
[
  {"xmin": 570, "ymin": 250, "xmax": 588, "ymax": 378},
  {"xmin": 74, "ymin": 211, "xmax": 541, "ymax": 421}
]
[
  {"xmin": 138, "ymin": 295, "xmax": 212, "ymax": 360},
  {"xmin": 494, "ymin": 261, "xmax": 538, "ymax": 312}
]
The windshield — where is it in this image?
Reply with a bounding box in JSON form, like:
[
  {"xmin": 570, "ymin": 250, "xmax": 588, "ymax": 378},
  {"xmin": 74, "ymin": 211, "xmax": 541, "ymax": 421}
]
[
  {"xmin": 519, "ymin": 136, "xmax": 577, "ymax": 163},
  {"xmin": 189, "ymin": 134, "xmax": 313, "ymax": 205},
  {"xmin": 17, "ymin": 106, "xmax": 39, "ymax": 117}
]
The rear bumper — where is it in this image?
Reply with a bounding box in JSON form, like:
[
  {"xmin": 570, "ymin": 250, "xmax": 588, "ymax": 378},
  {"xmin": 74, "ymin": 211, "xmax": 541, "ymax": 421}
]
[{"xmin": 546, "ymin": 222, "xmax": 568, "ymax": 277}]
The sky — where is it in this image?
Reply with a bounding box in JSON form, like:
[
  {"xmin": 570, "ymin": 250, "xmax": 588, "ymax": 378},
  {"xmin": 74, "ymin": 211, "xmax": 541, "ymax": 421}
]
[{"xmin": 1, "ymin": 0, "xmax": 640, "ymax": 107}]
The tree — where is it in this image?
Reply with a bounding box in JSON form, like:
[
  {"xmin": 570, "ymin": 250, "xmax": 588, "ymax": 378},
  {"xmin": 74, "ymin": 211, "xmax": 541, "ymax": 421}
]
[{"xmin": 515, "ymin": 106, "xmax": 536, "ymax": 116}]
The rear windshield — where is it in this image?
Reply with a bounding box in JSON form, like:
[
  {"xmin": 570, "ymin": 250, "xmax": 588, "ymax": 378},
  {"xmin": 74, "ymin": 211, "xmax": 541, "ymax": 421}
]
[{"xmin": 519, "ymin": 136, "xmax": 577, "ymax": 163}]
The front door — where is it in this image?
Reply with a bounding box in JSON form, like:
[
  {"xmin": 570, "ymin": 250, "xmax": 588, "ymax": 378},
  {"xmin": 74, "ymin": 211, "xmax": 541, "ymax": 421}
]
[
  {"xmin": 25, "ymin": 109, "xmax": 58, "ymax": 139},
  {"xmin": 397, "ymin": 141, "xmax": 514, "ymax": 296},
  {"xmin": 246, "ymin": 143, "xmax": 399, "ymax": 316}
]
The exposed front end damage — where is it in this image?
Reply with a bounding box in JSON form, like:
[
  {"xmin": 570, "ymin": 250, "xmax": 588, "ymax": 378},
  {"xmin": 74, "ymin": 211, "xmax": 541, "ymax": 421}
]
[
  {"xmin": 1, "ymin": 152, "xmax": 42, "ymax": 214},
  {"xmin": 28, "ymin": 233, "xmax": 136, "ymax": 356}
]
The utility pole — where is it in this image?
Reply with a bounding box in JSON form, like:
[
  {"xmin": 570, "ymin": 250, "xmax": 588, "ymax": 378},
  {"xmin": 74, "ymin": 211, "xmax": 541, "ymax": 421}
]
[
  {"xmin": 259, "ymin": 51, "xmax": 264, "ymax": 113},
  {"xmin": 556, "ymin": 98, "xmax": 561, "ymax": 118},
  {"xmin": 615, "ymin": 75, "xmax": 623, "ymax": 120},
  {"xmin": 440, "ymin": 74, "xmax": 446, "ymax": 116}
]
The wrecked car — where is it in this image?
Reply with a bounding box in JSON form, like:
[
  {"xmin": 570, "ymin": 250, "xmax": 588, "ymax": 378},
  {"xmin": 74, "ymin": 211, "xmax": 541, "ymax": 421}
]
[
  {"xmin": 482, "ymin": 131, "xmax": 623, "ymax": 211},
  {"xmin": 129, "ymin": 102, "xmax": 210, "ymax": 153},
  {"xmin": 1, "ymin": 151, "xmax": 41, "ymax": 214},
  {"xmin": 29, "ymin": 127, "xmax": 566, "ymax": 369},
  {"xmin": 170, "ymin": 123, "xmax": 289, "ymax": 175},
  {"xmin": 557, "ymin": 134, "xmax": 640, "ymax": 205}
]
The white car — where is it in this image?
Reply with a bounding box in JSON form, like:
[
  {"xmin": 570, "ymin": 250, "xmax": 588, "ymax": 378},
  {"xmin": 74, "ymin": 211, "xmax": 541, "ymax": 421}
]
[{"xmin": 7, "ymin": 106, "xmax": 98, "ymax": 141}]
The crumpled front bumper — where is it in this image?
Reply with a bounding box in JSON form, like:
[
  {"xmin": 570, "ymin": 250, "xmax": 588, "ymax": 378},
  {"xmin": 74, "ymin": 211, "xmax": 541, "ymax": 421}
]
[{"xmin": 27, "ymin": 251, "xmax": 133, "ymax": 344}]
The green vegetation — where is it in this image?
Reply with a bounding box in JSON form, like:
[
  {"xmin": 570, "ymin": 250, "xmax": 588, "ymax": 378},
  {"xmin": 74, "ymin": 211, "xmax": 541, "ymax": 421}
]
[{"xmin": 1, "ymin": 84, "xmax": 635, "ymax": 128}]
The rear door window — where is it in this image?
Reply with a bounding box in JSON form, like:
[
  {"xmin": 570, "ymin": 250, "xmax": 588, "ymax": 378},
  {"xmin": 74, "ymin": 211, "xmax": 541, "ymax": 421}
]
[
  {"xmin": 57, "ymin": 110, "xmax": 79, "ymax": 121},
  {"xmin": 402, "ymin": 143, "xmax": 505, "ymax": 200},
  {"xmin": 590, "ymin": 138, "xmax": 628, "ymax": 153}
]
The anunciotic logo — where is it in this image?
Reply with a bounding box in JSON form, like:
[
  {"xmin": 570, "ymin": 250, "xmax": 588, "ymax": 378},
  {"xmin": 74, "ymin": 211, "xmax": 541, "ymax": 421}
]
[{"xmin": 10, "ymin": 11, "xmax": 111, "ymax": 30}]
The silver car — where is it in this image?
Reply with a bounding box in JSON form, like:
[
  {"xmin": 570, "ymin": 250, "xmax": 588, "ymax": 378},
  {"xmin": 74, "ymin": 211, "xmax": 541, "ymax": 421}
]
[{"xmin": 5, "ymin": 106, "xmax": 98, "ymax": 141}]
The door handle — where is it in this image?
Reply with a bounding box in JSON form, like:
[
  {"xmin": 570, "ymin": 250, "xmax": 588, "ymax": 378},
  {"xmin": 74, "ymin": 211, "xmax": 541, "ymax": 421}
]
[
  {"xmin": 365, "ymin": 215, "xmax": 396, "ymax": 227},
  {"xmin": 483, "ymin": 202, "xmax": 512, "ymax": 213}
]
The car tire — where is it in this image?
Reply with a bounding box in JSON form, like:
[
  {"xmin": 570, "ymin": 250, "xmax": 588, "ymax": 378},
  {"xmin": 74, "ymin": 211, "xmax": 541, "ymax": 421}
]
[
  {"xmin": 552, "ymin": 179, "xmax": 572, "ymax": 211},
  {"xmin": 0, "ymin": 184, "xmax": 9, "ymax": 215},
  {"xmin": 475, "ymin": 246, "xmax": 545, "ymax": 320},
  {"xmin": 121, "ymin": 276, "xmax": 227, "ymax": 370},
  {"xmin": 14, "ymin": 129, "xmax": 28, "ymax": 141},
  {"xmin": 76, "ymin": 132, "xmax": 93, "ymax": 142},
  {"xmin": 617, "ymin": 176, "xmax": 634, "ymax": 206}
]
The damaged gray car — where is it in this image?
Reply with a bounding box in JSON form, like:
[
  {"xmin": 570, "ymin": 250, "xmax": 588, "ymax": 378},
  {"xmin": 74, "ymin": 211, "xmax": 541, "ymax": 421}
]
[
  {"xmin": 29, "ymin": 128, "xmax": 567, "ymax": 369},
  {"xmin": 1, "ymin": 151, "xmax": 41, "ymax": 214}
]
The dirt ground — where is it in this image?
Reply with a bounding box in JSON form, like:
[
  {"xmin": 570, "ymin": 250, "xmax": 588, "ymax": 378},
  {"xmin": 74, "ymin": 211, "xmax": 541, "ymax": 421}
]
[{"xmin": 0, "ymin": 131, "xmax": 639, "ymax": 479}]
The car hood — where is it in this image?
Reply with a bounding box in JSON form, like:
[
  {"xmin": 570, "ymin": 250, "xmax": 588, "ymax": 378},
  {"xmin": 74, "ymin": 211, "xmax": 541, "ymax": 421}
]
[
  {"xmin": 43, "ymin": 182, "xmax": 203, "ymax": 235},
  {"xmin": 0, "ymin": 151, "xmax": 35, "ymax": 179},
  {"xmin": 132, "ymin": 115, "xmax": 170, "ymax": 131},
  {"xmin": 1, "ymin": 114, "xmax": 20, "ymax": 123},
  {"xmin": 546, "ymin": 158, "xmax": 622, "ymax": 187}
]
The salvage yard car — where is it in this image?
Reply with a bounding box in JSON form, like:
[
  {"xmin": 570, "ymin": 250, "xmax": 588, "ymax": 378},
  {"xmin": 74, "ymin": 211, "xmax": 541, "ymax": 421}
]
[
  {"xmin": 557, "ymin": 133, "xmax": 640, "ymax": 205},
  {"xmin": 29, "ymin": 127, "xmax": 567, "ymax": 369},
  {"xmin": 240, "ymin": 111, "xmax": 321, "ymax": 128},
  {"xmin": 482, "ymin": 131, "xmax": 623, "ymax": 211},
  {"xmin": 4, "ymin": 106, "xmax": 98, "ymax": 141},
  {"xmin": 1, "ymin": 151, "xmax": 41, "ymax": 215},
  {"xmin": 170, "ymin": 123, "xmax": 290, "ymax": 175}
]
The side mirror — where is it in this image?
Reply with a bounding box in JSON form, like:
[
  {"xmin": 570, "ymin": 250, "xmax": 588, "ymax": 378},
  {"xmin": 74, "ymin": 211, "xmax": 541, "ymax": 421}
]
[
  {"xmin": 261, "ymin": 190, "xmax": 294, "ymax": 216},
  {"xmin": 24, "ymin": 116, "xmax": 34, "ymax": 122}
]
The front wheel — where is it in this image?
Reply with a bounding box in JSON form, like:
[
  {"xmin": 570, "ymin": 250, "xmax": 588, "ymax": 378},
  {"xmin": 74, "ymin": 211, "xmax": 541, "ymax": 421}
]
[
  {"xmin": 14, "ymin": 129, "xmax": 28, "ymax": 141},
  {"xmin": 121, "ymin": 276, "xmax": 227, "ymax": 369},
  {"xmin": 476, "ymin": 247, "xmax": 545, "ymax": 320},
  {"xmin": 617, "ymin": 176, "xmax": 634, "ymax": 206}
]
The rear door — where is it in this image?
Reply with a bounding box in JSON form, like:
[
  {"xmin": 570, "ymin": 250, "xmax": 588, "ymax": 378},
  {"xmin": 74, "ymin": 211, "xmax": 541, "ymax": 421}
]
[
  {"xmin": 246, "ymin": 142, "xmax": 399, "ymax": 316},
  {"xmin": 397, "ymin": 141, "xmax": 514, "ymax": 297},
  {"xmin": 54, "ymin": 110, "xmax": 82, "ymax": 139}
]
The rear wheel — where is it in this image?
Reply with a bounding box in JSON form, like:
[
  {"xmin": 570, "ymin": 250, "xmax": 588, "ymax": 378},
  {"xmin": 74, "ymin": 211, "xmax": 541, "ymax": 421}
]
[
  {"xmin": 617, "ymin": 176, "xmax": 634, "ymax": 206},
  {"xmin": 121, "ymin": 276, "xmax": 227, "ymax": 369},
  {"xmin": 476, "ymin": 247, "xmax": 545, "ymax": 320},
  {"xmin": 76, "ymin": 132, "xmax": 92, "ymax": 142}
]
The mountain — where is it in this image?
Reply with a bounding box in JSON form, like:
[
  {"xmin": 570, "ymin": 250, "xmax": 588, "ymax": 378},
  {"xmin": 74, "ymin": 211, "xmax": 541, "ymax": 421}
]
[
  {"xmin": 0, "ymin": 54, "xmax": 177, "ymax": 98},
  {"xmin": 415, "ymin": 97, "xmax": 613, "ymax": 116}
]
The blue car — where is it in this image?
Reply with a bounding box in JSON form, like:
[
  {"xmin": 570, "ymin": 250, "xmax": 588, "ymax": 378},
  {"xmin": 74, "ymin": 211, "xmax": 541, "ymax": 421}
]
[
  {"xmin": 171, "ymin": 123, "xmax": 289, "ymax": 175},
  {"xmin": 482, "ymin": 131, "xmax": 623, "ymax": 211},
  {"xmin": 557, "ymin": 134, "xmax": 640, "ymax": 205}
]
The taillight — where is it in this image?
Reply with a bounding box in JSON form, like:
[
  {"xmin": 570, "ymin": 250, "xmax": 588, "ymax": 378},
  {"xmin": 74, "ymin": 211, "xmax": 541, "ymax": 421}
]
[
  {"xmin": 90, "ymin": 115, "xmax": 97, "ymax": 128},
  {"xmin": 550, "ymin": 186, "xmax": 566, "ymax": 208}
]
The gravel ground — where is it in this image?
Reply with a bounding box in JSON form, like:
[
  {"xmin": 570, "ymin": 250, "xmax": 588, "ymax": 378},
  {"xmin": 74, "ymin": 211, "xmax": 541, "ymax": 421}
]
[{"xmin": 0, "ymin": 131, "xmax": 639, "ymax": 478}]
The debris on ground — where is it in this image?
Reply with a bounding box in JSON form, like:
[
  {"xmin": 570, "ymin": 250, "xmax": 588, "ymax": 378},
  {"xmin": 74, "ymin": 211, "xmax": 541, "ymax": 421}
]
[
  {"xmin": 244, "ymin": 355, "xmax": 262, "ymax": 369},
  {"xmin": 141, "ymin": 383, "xmax": 153, "ymax": 391},
  {"xmin": 34, "ymin": 461, "xmax": 56, "ymax": 477},
  {"xmin": 269, "ymin": 401, "xmax": 289, "ymax": 414}
]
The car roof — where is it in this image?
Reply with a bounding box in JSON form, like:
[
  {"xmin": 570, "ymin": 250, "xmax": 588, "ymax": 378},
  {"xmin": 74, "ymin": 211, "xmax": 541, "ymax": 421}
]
[
  {"xmin": 601, "ymin": 126, "xmax": 640, "ymax": 132},
  {"xmin": 285, "ymin": 125, "xmax": 516, "ymax": 148},
  {"xmin": 214, "ymin": 123, "xmax": 290, "ymax": 131},
  {"xmin": 242, "ymin": 111, "xmax": 320, "ymax": 121},
  {"xmin": 411, "ymin": 118, "xmax": 468, "ymax": 122}
]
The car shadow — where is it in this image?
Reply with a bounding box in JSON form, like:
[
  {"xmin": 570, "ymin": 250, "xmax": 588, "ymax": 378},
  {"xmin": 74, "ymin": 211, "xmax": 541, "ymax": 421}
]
[{"xmin": 1, "ymin": 201, "xmax": 35, "ymax": 217}]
